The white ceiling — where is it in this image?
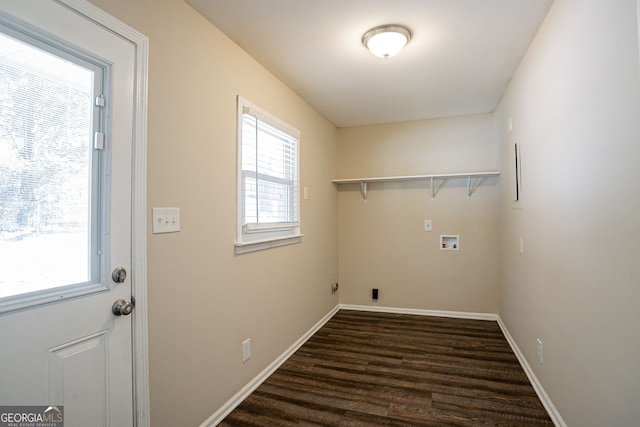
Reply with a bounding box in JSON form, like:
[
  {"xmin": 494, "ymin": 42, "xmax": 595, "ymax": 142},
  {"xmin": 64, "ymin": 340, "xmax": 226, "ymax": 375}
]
[{"xmin": 186, "ymin": 0, "xmax": 554, "ymax": 128}]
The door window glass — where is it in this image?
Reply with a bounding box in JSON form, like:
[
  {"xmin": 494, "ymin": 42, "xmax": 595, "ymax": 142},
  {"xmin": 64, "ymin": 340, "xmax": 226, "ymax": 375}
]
[{"xmin": 0, "ymin": 26, "xmax": 103, "ymax": 299}]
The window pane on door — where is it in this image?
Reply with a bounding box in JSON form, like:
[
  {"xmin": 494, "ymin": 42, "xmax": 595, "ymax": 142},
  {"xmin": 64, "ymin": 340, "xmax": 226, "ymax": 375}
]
[{"xmin": 0, "ymin": 30, "xmax": 97, "ymax": 298}]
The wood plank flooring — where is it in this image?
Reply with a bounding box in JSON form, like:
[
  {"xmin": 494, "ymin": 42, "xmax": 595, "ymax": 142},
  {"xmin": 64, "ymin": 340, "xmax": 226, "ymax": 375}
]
[{"xmin": 219, "ymin": 310, "xmax": 553, "ymax": 426}]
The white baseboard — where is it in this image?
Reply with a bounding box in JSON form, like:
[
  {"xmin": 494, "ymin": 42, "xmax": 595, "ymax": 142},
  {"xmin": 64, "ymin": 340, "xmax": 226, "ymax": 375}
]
[
  {"xmin": 199, "ymin": 304, "xmax": 340, "ymax": 427},
  {"xmin": 200, "ymin": 303, "xmax": 565, "ymax": 427},
  {"xmin": 339, "ymin": 303, "xmax": 499, "ymax": 321},
  {"xmin": 496, "ymin": 317, "xmax": 567, "ymax": 427}
]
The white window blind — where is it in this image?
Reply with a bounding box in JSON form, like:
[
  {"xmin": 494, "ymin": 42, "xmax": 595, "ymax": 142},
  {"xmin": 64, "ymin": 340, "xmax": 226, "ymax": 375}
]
[
  {"xmin": 0, "ymin": 24, "xmax": 104, "ymax": 299},
  {"xmin": 236, "ymin": 97, "xmax": 301, "ymax": 253}
]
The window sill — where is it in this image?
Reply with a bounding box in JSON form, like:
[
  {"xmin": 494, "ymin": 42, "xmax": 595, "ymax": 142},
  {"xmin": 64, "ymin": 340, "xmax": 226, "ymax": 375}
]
[{"xmin": 234, "ymin": 234, "xmax": 303, "ymax": 255}]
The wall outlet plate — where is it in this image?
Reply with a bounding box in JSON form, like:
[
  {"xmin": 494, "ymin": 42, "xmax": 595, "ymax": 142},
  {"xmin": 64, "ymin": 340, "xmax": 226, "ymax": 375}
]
[
  {"xmin": 536, "ymin": 338, "xmax": 543, "ymax": 364},
  {"xmin": 242, "ymin": 339, "xmax": 251, "ymax": 363}
]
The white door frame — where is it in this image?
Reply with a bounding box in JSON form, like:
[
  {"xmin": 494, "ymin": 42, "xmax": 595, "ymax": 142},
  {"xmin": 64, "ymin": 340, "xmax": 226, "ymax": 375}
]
[{"xmin": 57, "ymin": 1, "xmax": 150, "ymax": 425}]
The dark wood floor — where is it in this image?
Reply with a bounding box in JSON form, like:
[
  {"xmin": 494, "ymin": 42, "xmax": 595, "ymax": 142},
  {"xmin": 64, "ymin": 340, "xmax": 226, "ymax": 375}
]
[{"xmin": 220, "ymin": 310, "xmax": 553, "ymax": 426}]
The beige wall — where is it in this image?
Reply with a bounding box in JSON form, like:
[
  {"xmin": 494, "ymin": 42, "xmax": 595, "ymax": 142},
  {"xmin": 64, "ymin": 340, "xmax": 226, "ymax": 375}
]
[
  {"xmin": 83, "ymin": 0, "xmax": 640, "ymax": 425},
  {"xmin": 495, "ymin": 0, "xmax": 640, "ymax": 425},
  {"xmin": 87, "ymin": 0, "xmax": 338, "ymax": 425},
  {"xmin": 336, "ymin": 115, "xmax": 499, "ymax": 313}
]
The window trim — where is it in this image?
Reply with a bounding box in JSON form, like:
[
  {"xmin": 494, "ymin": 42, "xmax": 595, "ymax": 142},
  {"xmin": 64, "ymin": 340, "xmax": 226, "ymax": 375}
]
[{"xmin": 235, "ymin": 96, "xmax": 302, "ymax": 254}]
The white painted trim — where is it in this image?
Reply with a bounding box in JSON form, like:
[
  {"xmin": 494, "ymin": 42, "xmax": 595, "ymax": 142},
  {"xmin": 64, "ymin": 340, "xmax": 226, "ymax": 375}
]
[
  {"xmin": 339, "ymin": 304, "xmax": 499, "ymax": 321},
  {"xmin": 56, "ymin": 1, "xmax": 151, "ymax": 426},
  {"xmin": 497, "ymin": 317, "xmax": 567, "ymax": 427},
  {"xmin": 199, "ymin": 305, "xmax": 341, "ymax": 427},
  {"xmin": 234, "ymin": 234, "xmax": 303, "ymax": 255},
  {"xmin": 131, "ymin": 32, "xmax": 151, "ymax": 427}
]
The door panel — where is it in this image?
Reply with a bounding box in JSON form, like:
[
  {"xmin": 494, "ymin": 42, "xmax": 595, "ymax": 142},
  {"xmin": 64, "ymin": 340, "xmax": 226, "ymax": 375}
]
[
  {"xmin": 0, "ymin": 2, "xmax": 136, "ymax": 426},
  {"xmin": 48, "ymin": 331, "xmax": 109, "ymax": 425}
]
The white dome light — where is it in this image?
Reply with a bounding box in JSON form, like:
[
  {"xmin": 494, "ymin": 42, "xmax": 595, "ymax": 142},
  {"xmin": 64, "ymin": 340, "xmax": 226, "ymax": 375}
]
[{"xmin": 362, "ymin": 25, "xmax": 412, "ymax": 59}]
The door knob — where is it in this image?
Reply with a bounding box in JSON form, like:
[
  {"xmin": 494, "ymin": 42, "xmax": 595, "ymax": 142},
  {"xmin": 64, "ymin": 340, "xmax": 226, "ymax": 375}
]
[{"xmin": 112, "ymin": 299, "xmax": 134, "ymax": 316}]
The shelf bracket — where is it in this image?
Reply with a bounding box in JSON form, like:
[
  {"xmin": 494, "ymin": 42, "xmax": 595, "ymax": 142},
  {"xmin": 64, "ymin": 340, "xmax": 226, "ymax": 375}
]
[
  {"xmin": 360, "ymin": 181, "xmax": 368, "ymax": 200},
  {"xmin": 430, "ymin": 177, "xmax": 435, "ymax": 200},
  {"xmin": 466, "ymin": 175, "xmax": 471, "ymax": 198}
]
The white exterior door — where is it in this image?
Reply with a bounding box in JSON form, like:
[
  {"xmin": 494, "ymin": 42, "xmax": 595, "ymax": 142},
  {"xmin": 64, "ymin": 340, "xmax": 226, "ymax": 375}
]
[{"xmin": 0, "ymin": 1, "xmax": 147, "ymax": 426}]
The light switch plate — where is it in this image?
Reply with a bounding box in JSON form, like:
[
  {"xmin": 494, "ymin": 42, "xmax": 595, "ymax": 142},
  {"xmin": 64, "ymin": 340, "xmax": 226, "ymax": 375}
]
[
  {"xmin": 424, "ymin": 220, "xmax": 432, "ymax": 232},
  {"xmin": 152, "ymin": 207, "xmax": 180, "ymax": 234},
  {"xmin": 242, "ymin": 339, "xmax": 251, "ymax": 363}
]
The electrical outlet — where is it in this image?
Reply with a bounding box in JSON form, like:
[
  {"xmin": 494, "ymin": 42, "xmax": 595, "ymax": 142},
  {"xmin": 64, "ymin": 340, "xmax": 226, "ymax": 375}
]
[
  {"xmin": 424, "ymin": 219, "xmax": 432, "ymax": 232},
  {"xmin": 331, "ymin": 282, "xmax": 339, "ymax": 294},
  {"xmin": 242, "ymin": 339, "xmax": 251, "ymax": 363},
  {"xmin": 536, "ymin": 338, "xmax": 543, "ymax": 364}
]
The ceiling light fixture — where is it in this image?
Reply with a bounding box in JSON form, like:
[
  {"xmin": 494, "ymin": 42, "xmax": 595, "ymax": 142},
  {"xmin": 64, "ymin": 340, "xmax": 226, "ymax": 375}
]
[{"xmin": 362, "ymin": 24, "xmax": 412, "ymax": 59}]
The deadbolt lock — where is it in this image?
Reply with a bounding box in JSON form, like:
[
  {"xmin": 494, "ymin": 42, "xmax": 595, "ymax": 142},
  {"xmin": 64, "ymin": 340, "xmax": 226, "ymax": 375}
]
[{"xmin": 112, "ymin": 267, "xmax": 127, "ymax": 284}]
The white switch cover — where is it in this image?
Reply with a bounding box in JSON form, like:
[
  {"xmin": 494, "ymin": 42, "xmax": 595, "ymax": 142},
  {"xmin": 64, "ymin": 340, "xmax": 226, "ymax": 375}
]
[
  {"xmin": 536, "ymin": 338, "xmax": 543, "ymax": 364},
  {"xmin": 152, "ymin": 207, "xmax": 180, "ymax": 234},
  {"xmin": 242, "ymin": 338, "xmax": 251, "ymax": 363},
  {"xmin": 424, "ymin": 220, "xmax": 432, "ymax": 232}
]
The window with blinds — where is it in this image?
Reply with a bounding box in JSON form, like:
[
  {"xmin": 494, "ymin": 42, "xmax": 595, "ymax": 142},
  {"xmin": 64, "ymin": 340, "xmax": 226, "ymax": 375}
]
[
  {"xmin": 0, "ymin": 23, "xmax": 104, "ymax": 299},
  {"xmin": 236, "ymin": 96, "xmax": 301, "ymax": 253}
]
